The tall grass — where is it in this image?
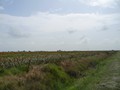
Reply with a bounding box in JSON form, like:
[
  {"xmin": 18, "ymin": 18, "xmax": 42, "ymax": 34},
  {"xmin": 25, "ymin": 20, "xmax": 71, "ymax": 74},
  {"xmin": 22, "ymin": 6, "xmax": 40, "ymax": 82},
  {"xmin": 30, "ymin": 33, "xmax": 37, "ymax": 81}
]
[{"xmin": 0, "ymin": 51, "xmax": 117, "ymax": 90}]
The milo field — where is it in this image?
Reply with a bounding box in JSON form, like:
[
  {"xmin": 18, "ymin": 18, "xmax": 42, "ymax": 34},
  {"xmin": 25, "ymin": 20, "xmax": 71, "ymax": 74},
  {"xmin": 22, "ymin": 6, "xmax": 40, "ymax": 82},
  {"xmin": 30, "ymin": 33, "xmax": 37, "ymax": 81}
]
[{"xmin": 0, "ymin": 51, "xmax": 120, "ymax": 90}]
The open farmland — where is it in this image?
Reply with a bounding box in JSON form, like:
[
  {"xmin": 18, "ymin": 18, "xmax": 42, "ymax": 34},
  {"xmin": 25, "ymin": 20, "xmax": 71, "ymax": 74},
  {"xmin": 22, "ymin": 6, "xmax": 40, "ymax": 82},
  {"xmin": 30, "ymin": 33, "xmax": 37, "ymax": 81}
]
[
  {"xmin": 0, "ymin": 51, "xmax": 115, "ymax": 69},
  {"xmin": 0, "ymin": 51, "xmax": 119, "ymax": 90}
]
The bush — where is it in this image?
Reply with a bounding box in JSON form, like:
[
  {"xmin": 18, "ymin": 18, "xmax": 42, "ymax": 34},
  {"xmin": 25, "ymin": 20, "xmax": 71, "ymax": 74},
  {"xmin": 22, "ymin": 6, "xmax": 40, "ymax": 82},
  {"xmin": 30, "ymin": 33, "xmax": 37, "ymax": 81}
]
[{"xmin": 41, "ymin": 64, "xmax": 72, "ymax": 90}]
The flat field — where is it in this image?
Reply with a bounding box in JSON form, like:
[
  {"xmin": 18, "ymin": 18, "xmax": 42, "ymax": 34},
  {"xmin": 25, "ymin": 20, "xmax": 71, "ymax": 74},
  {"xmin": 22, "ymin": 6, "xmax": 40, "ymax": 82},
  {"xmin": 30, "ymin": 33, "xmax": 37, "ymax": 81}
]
[{"xmin": 0, "ymin": 51, "xmax": 119, "ymax": 90}]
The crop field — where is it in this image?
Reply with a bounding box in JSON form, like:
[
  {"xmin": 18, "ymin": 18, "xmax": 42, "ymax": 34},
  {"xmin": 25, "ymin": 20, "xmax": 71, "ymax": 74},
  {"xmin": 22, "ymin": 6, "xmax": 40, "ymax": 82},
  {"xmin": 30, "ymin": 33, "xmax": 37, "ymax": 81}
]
[{"xmin": 0, "ymin": 51, "xmax": 119, "ymax": 90}]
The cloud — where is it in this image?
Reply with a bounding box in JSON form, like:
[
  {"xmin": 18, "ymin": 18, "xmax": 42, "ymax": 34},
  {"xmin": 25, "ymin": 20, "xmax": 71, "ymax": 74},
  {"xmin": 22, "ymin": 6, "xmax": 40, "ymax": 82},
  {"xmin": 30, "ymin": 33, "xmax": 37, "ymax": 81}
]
[
  {"xmin": 7, "ymin": 26, "xmax": 30, "ymax": 38},
  {"xmin": 0, "ymin": 12, "xmax": 120, "ymax": 51},
  {"xmin": 79, "ymin": 35, "xmax": 89, "ymax": 45},
  {"xmin": 1, "ymin": 12, "xmax": 118, "ymax": 38},
  {"xmin": 0, "ymin": 12, "xmax": 103, "ymax": 33},
  {"xmin": 101, "ymin": 25, "xmax": 109, "ymax": 31},
  {"xmin": 50, "ymin": 8, "xmax": 62, "ymax": 13},
  {"xmin": 0, "ymin": 6, "xmax": 4, "ymax": 10},
  {"xmin": 80, "ymin": 0, "xmax": 119, "ymax": 8},
  {"xmin": 0, "ymin": 12, "xmax": 119, "ymax": 32},
  {"xmin": 79, "ymin": 35, "xmax": 86, "ymax": 41},
  {"xmin": 67, "ymin": 28, "xmax": 77, "ymax": 34}
]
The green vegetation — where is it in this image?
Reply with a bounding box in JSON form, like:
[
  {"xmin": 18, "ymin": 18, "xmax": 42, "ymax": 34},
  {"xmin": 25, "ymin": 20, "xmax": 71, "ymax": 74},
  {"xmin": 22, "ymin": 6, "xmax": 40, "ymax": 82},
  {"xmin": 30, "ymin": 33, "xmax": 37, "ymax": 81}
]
[
  {"xmin": 65, "ymin": 52, "xmax": 120, "ymax": 90},
  {"xmin": 0, "ymin": 65, "xmax": 27, "ymax": 76},
  {"xmin": 0, "ymin": 51, "xmax": 119, "ymax": 90}
]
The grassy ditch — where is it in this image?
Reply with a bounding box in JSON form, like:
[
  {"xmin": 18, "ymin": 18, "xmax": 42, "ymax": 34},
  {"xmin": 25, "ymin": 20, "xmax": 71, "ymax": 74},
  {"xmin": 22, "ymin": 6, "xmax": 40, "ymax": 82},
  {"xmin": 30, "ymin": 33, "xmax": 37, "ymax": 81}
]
[
  {"xmin": 65, "ymin": 52, "xmax": 120, "ymax": 90},
  {"xmin": 0, "ymin": 51, "xmax": 117, "ymax": 90}
]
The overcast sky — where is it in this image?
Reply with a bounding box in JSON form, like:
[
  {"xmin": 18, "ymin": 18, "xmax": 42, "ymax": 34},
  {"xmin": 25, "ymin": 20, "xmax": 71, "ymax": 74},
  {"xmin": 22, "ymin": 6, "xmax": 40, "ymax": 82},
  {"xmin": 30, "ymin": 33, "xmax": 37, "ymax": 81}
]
[{"xmin": 0, "ymin": 0, "xmax": 120, "ymax": 51}]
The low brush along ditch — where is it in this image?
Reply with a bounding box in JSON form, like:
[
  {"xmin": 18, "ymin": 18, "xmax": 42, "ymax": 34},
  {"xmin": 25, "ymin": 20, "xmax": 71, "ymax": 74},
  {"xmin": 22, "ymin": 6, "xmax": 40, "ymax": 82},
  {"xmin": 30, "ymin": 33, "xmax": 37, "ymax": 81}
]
[{"xmin": 0, "ymin": 51, "xmax": 119, "ymax": 90}]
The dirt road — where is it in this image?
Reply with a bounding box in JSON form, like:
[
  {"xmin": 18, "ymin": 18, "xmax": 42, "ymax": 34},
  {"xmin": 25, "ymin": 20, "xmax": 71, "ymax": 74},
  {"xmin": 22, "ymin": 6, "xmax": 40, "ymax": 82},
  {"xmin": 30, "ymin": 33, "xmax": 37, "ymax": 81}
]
[{"xmin": 97, "ymin": 53, "xmax": 120, "ymax": 90}]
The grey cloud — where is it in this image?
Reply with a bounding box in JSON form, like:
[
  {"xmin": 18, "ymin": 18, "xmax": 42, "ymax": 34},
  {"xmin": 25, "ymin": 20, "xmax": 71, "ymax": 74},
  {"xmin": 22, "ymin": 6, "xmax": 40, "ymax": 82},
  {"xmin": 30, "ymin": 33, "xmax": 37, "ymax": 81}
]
[
  {"xmin": 0, "ymin": 12, "xmax": 120, "ymax": 51},
  {"xmin": 79, "ymin": 35, "xmax": 86, "ymax": 41},
  {"xmin": 100, "ymin": 22, "xmax": 120, "ymax": 31},
  {"xmin": 97, "ymin": 16, "xmax": 120, "ymax": 32},
  {"xmin": 7, "ymin": 26, "xmax": 30, "ymax": 38},
  {"xmin": 79, "ymin": 35, "xmax": 88, "ymax": 45},
  {"xmin": 101, "ymin": 25, "xmax": 109, "ymax": 31},
  {"xmin": 67, "ymin": 28, "xmax": 77, "ymax": 34}
]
